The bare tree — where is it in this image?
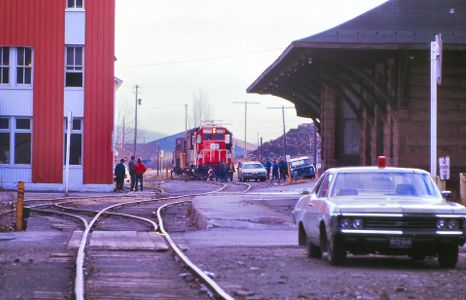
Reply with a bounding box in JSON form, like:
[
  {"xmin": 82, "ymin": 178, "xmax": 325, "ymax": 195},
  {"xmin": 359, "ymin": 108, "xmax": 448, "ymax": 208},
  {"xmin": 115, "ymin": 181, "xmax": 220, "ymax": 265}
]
[
  {"xmin": 191, "ymin": 88, "xmax": 211, "ymax": 127},
  {"xmin": 115, "ymin": 96, "xmax": 134, "ymax": 149}
]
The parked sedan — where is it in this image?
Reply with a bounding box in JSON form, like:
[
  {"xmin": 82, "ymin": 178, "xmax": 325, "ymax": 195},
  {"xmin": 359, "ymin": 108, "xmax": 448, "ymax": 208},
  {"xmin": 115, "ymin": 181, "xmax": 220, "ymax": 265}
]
[
  {"xmin": 237, "ymin": 161, "xmax": 267, "ymax": 182},
  {"xmin": 292, "ymin": 164, "xmax": 466, "ymax": 267}
]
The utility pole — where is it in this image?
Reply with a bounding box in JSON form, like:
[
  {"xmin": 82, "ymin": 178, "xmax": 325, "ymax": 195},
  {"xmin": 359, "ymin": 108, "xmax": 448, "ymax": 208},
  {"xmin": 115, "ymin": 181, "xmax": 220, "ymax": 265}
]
[
  {"xmin": 267, "ymin": 105, "xmax": 294, "ymax": 158},
  {"xmin": 260, "ymin": 137, "xmax": 263, "ymax": 162},
  {"xmin": 233, "ymin": 101, "xmax": 259, "ymax": 160},
  {"xmin": 121, "ymin": 116, "xmax": 125, "ymax": 149},
  {"xmin": 133, "ymin": 85, "xmax": 142, "ymax": 157},
  {"xmin": 184, "ymin": 104, "xmax": 188, "ymax": 132}
]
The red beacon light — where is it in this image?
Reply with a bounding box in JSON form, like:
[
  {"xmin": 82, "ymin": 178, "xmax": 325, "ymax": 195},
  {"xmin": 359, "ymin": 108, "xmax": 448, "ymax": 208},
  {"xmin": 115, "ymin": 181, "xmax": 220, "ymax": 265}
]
[{"xmin": 377, "ymin": 156, "xmax": 387, "ymax": 168}]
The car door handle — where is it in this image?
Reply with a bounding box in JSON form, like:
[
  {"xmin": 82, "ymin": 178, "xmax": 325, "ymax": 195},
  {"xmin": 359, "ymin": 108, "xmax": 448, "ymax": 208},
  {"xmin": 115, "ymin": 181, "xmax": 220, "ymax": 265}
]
[{"xmin": 308, "ymin": 203, "xmax": 314, "ymax": 207}]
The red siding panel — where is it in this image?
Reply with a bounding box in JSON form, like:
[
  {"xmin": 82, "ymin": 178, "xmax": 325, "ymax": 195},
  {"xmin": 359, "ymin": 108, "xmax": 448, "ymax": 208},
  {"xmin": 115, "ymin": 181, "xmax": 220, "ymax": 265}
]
[
  {"xmin": 0, "ymin": 0, "xmax": 65, "ymax": 183},
  {"xmin": 84, "ymin": 0, "xmax": 115, "ymax": 184}
]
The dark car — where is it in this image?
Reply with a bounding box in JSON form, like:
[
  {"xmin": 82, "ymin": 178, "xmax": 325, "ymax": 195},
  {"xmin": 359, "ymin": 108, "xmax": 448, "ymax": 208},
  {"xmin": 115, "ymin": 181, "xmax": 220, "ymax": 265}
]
[{"xmin": 289, "ymin": 156, "xmax": 315, "ymax": 179}]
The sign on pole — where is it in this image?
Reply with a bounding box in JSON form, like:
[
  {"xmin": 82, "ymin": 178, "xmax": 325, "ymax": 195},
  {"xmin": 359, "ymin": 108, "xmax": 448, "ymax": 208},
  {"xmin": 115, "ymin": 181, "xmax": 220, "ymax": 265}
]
[
  {"xmin": 439, "ymin": 156, "xmax": 450, "ymax": 180},
  {"xmin": 430, "ymin": 33, "xmax": 442, "ymax": 178}
]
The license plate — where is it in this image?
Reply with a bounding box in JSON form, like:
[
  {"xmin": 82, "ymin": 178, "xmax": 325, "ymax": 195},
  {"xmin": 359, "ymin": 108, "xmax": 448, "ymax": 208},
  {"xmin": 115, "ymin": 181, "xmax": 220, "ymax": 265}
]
[{"xmin": 389, "ymin": 237, "xmax": 412, "ymax": 249}]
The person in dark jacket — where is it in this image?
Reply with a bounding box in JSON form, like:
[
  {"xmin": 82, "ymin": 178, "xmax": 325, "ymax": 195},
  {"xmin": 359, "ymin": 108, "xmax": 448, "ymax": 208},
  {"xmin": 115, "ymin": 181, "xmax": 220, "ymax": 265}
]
[
  {"xmin": 271, "ymin": 159, "xmax": 280, "ymax": 183},
  {"xmin": 265, "ymin": 158, "xmax": 272, "ymax": 179},
  {"xmin": 218, "ymin": 161, "xmax": 226, "ymax": 182},
  {"xmin": 114, "ymin": 158, "xmax": 126, "ymax": 192},
  {"xmin": 134, "ymin": 157, "xmax": 147, "ymax": 191},
  {"xmin": 128, "ymin": 155, "xmax": 136, "ymax": 191},
  {"xmin": 279, "ymin": 159, "xmax": 288, "ymax": 181}
]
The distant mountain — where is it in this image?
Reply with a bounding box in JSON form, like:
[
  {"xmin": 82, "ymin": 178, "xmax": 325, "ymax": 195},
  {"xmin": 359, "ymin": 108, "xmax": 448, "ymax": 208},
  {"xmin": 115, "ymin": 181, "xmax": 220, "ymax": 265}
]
[
  {"xmin": 114, "ymin": 126, "xmax": 167, "ymax": 144},
  {"xmin": 117, "ymin": 129, "xmax": 254, "ymax": 166},
  {"xmin": 251, "ymin": 123, "xmax": 320, "ymax": 162}
]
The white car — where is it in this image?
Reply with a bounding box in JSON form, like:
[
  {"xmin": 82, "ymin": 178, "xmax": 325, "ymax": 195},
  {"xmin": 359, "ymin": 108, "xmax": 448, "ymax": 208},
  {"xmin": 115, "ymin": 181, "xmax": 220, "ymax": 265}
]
[
  {"xmin": 292, "ymin": 164, "xmax": 466, "ymax": 267},
  {"xmin": 237, "ymin": 161, "xmax": 267, "ymax": 182}
]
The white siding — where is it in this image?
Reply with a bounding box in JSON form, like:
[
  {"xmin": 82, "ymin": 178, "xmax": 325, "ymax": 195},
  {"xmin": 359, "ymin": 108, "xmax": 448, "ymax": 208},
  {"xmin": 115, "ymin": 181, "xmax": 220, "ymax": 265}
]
[
  {"xmin": 64, "ymin": 89, "xmax": 84, "ymax": 117},
  {"xmin": 0, "ymin": 166, "xmax": 32, "ymax": 184},
  {"xmin": 65, "ymin": 11, "xmax": 85, "ymax": 45},
  {"xmin": 62, "ymin": 166, "xmax": 83, "ymax": 185},
  {"xmin": 0, "ymin": 89, "xmax": 33, "ymax": 116}
]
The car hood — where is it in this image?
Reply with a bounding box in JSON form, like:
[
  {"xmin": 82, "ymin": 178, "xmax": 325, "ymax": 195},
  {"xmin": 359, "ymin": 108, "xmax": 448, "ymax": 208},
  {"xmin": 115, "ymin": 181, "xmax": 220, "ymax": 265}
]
[
  {"xmin": 330, "ymin": 196, "xmax": 466, "ymax": 215},
  {"xmin": 243, "ymin": 168, "xmax": 266, "ymax": 173}
]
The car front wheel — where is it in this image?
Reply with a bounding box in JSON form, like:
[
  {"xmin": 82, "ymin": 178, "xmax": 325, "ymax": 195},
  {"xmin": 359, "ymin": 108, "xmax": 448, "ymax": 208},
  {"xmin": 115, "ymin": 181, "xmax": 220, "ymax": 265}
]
[
  {"xmin": 307, "ymin": 241, "xmax": 322, "ymax": 259},
  {"xmin": 327, "ymin": 235, "xmax": 346, "ymax": 265},
  {"xmin": 438, "ymin": 244, "xmax": 459, "ymax": 268}
]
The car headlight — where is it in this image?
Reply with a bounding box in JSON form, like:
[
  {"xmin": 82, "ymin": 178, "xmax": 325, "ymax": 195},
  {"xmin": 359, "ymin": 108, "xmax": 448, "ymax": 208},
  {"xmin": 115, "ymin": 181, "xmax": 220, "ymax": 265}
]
[
  {"xmin": 352, "ymin": 218, "xmax": 364, "ymax": 229},
  {"xmin": 340, "ymin": 218, "xmax": 351, "ymax": 229},
  {"xmin": 448, "ymin": 219, "xmax": 459, "ymax": 230},
  {"xmin": 436, "ymin": 219, "xmax": 447, "ymax": 229}
]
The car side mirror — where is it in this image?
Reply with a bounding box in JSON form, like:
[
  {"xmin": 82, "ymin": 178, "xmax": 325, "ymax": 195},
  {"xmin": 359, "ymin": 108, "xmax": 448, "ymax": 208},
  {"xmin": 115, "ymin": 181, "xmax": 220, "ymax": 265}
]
[{"xmin": 441, "ymin": 190, "xmax": 452, "ymax": 199}]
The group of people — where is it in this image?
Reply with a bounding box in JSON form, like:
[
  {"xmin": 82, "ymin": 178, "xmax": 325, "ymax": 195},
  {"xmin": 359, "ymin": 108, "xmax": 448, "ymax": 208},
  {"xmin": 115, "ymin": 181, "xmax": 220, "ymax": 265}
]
[
  {"xmin": 207, "ymin": 161, "xmax": 234, "ymax": 182},
  {"xmin": 114, "ymin": 155, "xmax": 147, "ymax": 192},
  {"xmin": 264, "ymin": 158, "xmax": 288, "ymax": 183}
]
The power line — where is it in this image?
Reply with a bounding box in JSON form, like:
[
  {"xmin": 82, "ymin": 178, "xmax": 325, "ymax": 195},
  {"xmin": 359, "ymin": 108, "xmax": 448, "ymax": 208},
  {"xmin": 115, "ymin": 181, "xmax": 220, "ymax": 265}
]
[{"xmin": 118, "ymin": 48, "xmax": 281, "ymax": 68}]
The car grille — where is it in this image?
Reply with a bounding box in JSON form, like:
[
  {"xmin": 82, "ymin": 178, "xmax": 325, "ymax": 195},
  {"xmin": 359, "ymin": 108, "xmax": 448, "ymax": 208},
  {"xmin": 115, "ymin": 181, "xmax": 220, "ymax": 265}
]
[{"xmin": 364, "ymin": 217, "xmax": 463, "ymax": 230}]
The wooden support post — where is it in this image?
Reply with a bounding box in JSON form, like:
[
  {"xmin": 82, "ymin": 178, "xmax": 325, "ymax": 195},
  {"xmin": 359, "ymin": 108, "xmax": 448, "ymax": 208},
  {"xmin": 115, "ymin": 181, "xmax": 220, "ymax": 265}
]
[
  {"xmin": 15, "ymin": 181, "xmax": 25, "ymax": 231},
  {"xmin": 460, "ymin": 173, "xmax": 466, "ymax": 205}
]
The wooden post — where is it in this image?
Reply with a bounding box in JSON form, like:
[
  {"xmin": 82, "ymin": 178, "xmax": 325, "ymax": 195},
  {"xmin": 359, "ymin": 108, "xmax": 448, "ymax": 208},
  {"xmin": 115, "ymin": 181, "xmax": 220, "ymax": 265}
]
[
  {"xmin": 16, "ymin": 181, "xmax": 25, "ymax": 231},
  {"xmin": 460, "ymin": 173, "xmax": 466, "ymax": 205}
]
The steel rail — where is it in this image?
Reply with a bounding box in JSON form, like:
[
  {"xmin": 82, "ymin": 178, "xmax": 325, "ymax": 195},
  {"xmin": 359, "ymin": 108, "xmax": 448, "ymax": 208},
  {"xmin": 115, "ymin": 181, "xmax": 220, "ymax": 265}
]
[
  {"xmin": 75, "ymin": 183, "xmax": 227, "ymax": 300},
  {"xmin": 157, "ymin": 201, "xmax": 235, "ymax": 300},
  {"xmin": 31, "ymin": 207, "xmax": 89, "ymax": 228},
  {"xmin": 24, "ymin": 183, "xmax": 165, "ymax": 205},
  {"xmin": 53, "ymin": 203, "xmax": 158, "ymax": 230}
]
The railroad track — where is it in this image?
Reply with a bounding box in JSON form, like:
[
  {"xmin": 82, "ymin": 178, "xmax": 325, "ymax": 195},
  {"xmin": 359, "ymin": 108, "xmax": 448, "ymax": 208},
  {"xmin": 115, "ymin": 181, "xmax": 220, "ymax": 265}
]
[{"xmin": 29, "ymin": 181, "xmax": 250, "ymax": 299}]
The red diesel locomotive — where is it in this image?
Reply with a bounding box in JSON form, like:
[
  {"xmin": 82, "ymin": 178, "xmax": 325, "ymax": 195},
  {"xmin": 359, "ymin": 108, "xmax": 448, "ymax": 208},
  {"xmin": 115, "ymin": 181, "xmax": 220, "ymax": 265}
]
[{"xmin": 173, "ymin": 125, "xmax": 233, "ymax": 179}]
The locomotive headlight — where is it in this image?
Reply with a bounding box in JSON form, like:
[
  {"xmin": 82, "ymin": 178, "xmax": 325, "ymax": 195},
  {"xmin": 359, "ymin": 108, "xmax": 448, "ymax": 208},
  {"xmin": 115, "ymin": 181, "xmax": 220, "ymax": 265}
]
[
  {"xmin": 352, "ymin": 218, "xmax": 364, "ymax": 229},
  {"xmin": 340, "ymin": 218, "xmax": 351, "ymax": 229},
  {"xmin": 447, "ymin": 219, "xmax": 459, "ymax": 230},
  {"xmin": 436, "ymin": 219, "xmax": 447, "ymax": 229}
]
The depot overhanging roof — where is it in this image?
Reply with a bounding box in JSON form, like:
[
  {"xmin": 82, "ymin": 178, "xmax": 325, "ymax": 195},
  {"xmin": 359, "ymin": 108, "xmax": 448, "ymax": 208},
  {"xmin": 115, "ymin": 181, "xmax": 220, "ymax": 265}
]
[{"xmin": 247, "ymin": 0, "xmax": 466, "ymax": 100}]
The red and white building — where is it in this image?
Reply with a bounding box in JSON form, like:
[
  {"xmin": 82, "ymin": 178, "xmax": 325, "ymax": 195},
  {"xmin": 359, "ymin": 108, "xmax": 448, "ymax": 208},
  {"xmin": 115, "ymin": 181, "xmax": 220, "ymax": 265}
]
[{"xmin": 0, "ymin": 0, "xmax": 116, "ymax": 191}]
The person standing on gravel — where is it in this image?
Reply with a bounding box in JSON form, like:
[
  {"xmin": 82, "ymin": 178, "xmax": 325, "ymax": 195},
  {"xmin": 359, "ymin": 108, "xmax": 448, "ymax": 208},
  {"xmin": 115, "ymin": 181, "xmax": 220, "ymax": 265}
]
[
  {"xmin": 128, "ymin": 155, "xmax": 136, "ymax": 191},
  {"xmin": 114, "ymin": 158, "xmax": 126, "ymax": 192},
  {"xmin": 265, "ymin": 158, "xmax": 271, "ymax": 179},
  {"xmin": 134, "ymin": 158, "xmax": 147, "ymax": 192},
  {"xmin": 271, "ymin": 159, "xmax": 280, "ymax": 184}
]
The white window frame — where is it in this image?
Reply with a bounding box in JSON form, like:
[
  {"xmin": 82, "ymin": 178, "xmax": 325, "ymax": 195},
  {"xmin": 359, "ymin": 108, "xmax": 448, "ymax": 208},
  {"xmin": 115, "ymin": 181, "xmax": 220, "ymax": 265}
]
[
  {"xmin": 0, "ymin": 116, "xmax": 32, "ymax": 165},
  {"xmin": 64, "ymin": 117, "xmax": 83, "ymax": 165},
  {"xmin": 0, "ymin": 47, "xmax": 10, "ymax": 85},
  {"xmin": 0, "ymin": 47, "xmax": 33, "ymax": 88},
  {"xmin": 65, "ymin": 46, "xmax": 84, "ymax": 89},
  {"xmin": 66, "ymin": 0, "xmax": 84, "ymax": 9},
  {"xmin": 16, "ymin": 47, "xmax": 33, "ymax": 86}
]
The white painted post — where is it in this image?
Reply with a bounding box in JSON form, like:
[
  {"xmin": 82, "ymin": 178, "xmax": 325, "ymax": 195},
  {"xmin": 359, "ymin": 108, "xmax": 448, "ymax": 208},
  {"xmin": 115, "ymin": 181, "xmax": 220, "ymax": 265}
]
[
  {"xmin": 65, "ymin": 111, "xmax": 72, "ymax": 196},
  {"xmin": 430, "ymin": 34, "xmax": 442, "ymax": 178}
]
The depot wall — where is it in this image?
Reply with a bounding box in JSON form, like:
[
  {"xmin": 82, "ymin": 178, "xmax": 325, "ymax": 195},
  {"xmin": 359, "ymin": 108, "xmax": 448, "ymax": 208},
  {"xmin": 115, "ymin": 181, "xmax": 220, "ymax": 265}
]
[{"xmin": 319, "ymin": 51, "xmax": 466, "ymax": 196}]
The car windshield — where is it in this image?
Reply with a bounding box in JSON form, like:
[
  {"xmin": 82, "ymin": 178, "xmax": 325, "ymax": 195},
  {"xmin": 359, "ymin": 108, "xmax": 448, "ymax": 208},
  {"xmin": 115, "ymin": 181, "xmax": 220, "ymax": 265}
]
[
  {"xmin": 331, "ymin": 172, "xmax": 439, "ymax": 198},
  {"xmin": 291, "ymin": 159, "xmax": 310, "ymax": 167},
  {"xmin": 243, "ymin": 164, "xmax": 264, "ymax": 169}
]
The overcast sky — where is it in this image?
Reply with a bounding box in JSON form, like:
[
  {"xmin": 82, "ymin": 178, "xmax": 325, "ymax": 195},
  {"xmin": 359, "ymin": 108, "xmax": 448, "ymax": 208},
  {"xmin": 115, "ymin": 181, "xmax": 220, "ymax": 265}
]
[{"xmin": 115, "ymin": 0, "xmax": 387, "ymax": 144}]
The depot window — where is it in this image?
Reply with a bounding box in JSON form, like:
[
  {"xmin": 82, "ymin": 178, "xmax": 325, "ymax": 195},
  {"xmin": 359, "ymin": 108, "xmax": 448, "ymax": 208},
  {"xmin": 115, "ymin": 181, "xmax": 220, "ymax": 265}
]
[
  {"xmin": 0, "ymin": 117, "xmax": 32, "ymax": 165},
  {"xmin": 0, "ymin": 47, "xmax": 9, "ymax": 84},
  {"xmin": 67, "ymin": 0, "xmax": 84, "ymax": 9},
  {"xmin": 65, "ymin": 46, "xmax": 83, "ymax": 87},
  {"xmin": 64, "ymin": 117, "xmax": 82, "ymax": 165}
]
